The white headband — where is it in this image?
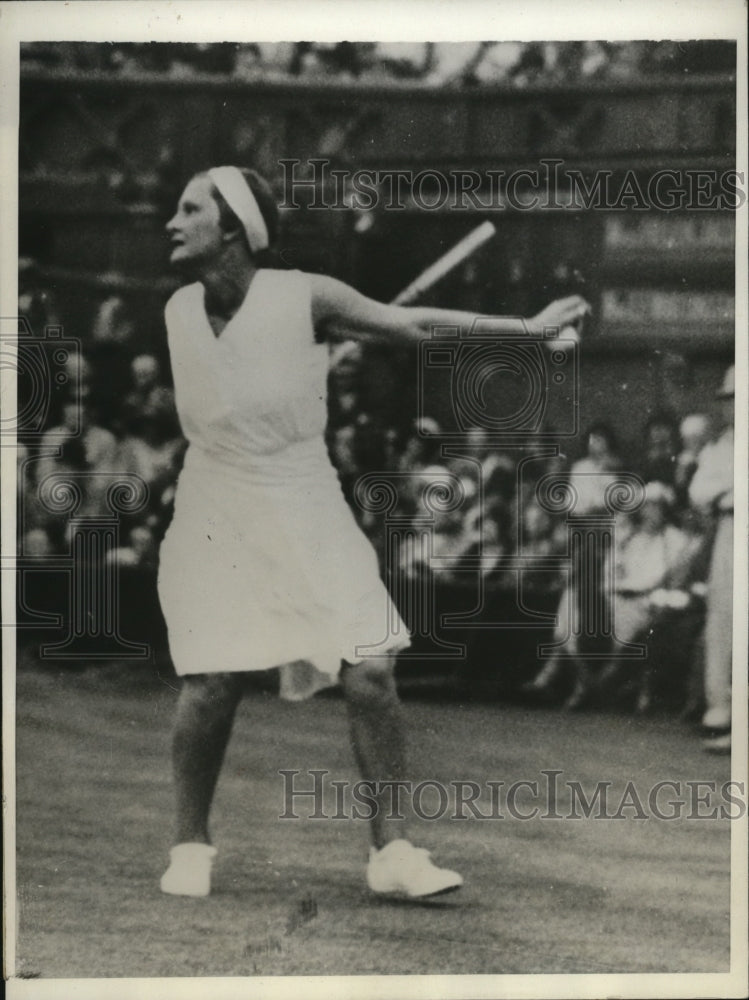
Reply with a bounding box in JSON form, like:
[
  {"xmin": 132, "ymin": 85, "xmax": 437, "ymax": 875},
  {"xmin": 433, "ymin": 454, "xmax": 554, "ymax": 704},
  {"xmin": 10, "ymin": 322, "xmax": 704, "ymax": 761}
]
[{"xmin": 208, "ymin": 166, "xmax": 269, "ymax": 255}]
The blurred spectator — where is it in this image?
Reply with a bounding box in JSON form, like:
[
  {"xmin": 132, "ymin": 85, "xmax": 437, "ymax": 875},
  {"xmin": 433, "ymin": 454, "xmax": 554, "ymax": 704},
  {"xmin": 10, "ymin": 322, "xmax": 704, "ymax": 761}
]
[
  {"xmin": 330, "ymin": 423, "xmax": 358, "ymax": 492},
  {"xmin": 104, "ymin": 42, "xmax": 238, "ymax": 77},
  {"xmin": 568, "ymin": 422, "xmax": 623, "ymax": 514},
  {"xmin": 515, "ymin": 432, "xmax": 567, "ymax": 537},
  {"xmin": 121, "ymin": 354, "xmax": 176, "ymax": 424},
  {"xmin": 117, "ymin": 412, "xmax": 185, "ymax": 526},
  {"xmin": 396, "ymin": 417, "xmax": 452, "ymax": 514},
  {"xmin": 400, "ymin": 494, "xmax": 478, "ymax": 583},
  {"xmin": 233, "ymin": 44, "xmax": 264, "ymax": 79},
  {"xmin": 365, "ymin": 42, "xmax": 436, "ymax": 82},
  {"xmin": 689, "ymin": 365, "xmax": 734, "ymax": 753},
  {"xmin": 674, "ymin": 413, "xmax": 712, "ymax": 506},
  {"xmin": 71, "ymin": 352, "xmax": 93, "ymax": 401},
  {"xmin": 445, "ymin": 426, "xmax": 515, "ymax": 510},
  {"xmin": 18, "ymin": 443, "xmax": 53, "ymax": 540},
  {"xmin": 398, "ymin": 417, "xmax": 443, "ymax": 468},
  {"xmin": 106, "ymin": 524, "xmax": 159, "ymax": 571},
  {"xmin": 18, "ymin": 441, "xmax": 62, "ymax": 551},
  {"xmin": 520, "ymin": 500, "xmax": 563, "ymax": 559},
  {"xmin": 328, "ymin": 342, "xmax": 365, "ymax": 428},
  {"xmin": 40, "ymin": 349, "xmax": 94, "ymax": 436},
  {"xmin": 89, "ymin": 292, "xmax": 141, "ymax": 428},
  {"xmin": 329, "ymin": 410, "xmax": 392, "ymax": 508},
  {"xmin": 466, "ymin": 42, "xmax": 526, "ymax": 85},
  {"xmin": 37, "ymin": 399, "xmax": 119, "ymax": 542},
  {"xmin": 243, "ymin": 43, "xmax": 298, "ymax": 81},
  {"xmin": 520, "ymin": 422, "xmax": 623, "ymax": 705},
  {"xmin": 22, "ymin": 526, "xmax": 54, "ymax": 557},
  {"xmin": 91, "ymin": 293, "xmax": 136, "ymax": 346},
  {"xmin": 397, "ymin": 474, "xmax": 503, "ymax": 659},
  {"xmin": 640, "ymin": 412, "xmax": 680, "ymax": 488},
  {"xmin": 511, "ymin": 501, "xmax": 566, "ymax": 625},
  {"xmin": 16, "ymin": 444, "xmax": 51, "ymax": 554},
  {"xmin": 289, "ymin": 42, "xmax": 378, "ymax": 81},
  {"xmin": 426, "ymin": 42, "xmax": 518, "ymax": 86},
  {"xmin": 39, "ymin": 399, "xmax": 118, "ymax": 478},
  {"xmin": 595, "ymin": 481, "xmax": 703, "ymax": 712}
]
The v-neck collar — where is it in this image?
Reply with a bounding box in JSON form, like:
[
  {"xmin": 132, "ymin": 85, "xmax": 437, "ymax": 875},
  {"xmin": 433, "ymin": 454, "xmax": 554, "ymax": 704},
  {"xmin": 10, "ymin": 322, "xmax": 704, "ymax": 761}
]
[{"xmin": 202, "ymin": 269, "xmax": 263, "ymax": 343}]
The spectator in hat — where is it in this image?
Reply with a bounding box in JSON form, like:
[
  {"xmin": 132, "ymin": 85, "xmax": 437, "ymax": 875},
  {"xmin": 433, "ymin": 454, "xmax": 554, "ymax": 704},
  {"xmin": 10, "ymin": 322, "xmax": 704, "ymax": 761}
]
[{"xmin": 596, "ymin": 480, "xmax": 702, "ymax": 712}]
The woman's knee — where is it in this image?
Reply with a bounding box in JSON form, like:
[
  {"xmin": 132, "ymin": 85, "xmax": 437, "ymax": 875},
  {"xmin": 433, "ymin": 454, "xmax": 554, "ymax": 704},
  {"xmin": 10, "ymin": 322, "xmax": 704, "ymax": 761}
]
[{"xmin": 179, "ymin": 673, "xmax": 245, "ymax": 719}]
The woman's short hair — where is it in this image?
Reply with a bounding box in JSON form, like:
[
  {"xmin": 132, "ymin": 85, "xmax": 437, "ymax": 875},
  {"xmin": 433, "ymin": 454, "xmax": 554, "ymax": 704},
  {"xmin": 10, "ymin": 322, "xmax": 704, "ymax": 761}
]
[{"xmin": 201, "ymin": 167, "xmax": 279, "ymax": 255}]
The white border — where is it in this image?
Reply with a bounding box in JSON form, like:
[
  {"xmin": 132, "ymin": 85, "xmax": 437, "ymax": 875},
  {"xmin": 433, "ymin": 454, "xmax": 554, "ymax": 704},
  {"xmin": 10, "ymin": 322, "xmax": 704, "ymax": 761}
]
[{"xmin": 0, "ymin": 0, "xmax": 746, "ymax": 42}]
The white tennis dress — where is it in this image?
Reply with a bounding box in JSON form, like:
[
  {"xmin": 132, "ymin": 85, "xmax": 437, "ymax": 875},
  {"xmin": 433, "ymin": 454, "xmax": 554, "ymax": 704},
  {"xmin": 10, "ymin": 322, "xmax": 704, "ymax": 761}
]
[{"xmin": 158, "ymin": 268, "xmax": 409, "ymax": 699}]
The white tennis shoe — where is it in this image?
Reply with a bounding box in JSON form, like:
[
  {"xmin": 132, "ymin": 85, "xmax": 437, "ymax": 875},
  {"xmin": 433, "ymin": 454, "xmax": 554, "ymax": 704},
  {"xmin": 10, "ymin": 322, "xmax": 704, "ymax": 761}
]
[
  {"xmin": 366, "ymin": 839, "xmax": 463, "ymax": 898},
  {"xmin": 160, "ymin": 842, "xmax": 217, "ymax": 897}
]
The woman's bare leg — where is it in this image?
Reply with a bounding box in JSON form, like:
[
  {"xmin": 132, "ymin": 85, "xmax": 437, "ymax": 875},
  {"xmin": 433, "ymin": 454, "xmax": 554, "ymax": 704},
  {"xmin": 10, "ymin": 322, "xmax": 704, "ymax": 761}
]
[
  {"xmin": 340, "ymin": 657, "xmax": 408, "ymax": 849},
  {"xmin": 171, "ymin": 672, "xmax": 247, "ymax": 844}
]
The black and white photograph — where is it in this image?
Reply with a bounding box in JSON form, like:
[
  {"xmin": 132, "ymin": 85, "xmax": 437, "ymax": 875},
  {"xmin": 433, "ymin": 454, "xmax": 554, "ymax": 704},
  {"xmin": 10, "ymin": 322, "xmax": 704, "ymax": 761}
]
[{"xmin": 2, "ymin": 1, "xmax": 747, "ymax": 997}]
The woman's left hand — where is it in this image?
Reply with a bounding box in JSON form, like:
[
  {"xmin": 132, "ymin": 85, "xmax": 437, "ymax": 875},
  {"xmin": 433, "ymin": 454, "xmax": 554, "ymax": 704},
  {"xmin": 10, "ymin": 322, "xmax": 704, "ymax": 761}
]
[{"xmin": 528, "ymin": 295, "xmax": 591, "ymax": 336}]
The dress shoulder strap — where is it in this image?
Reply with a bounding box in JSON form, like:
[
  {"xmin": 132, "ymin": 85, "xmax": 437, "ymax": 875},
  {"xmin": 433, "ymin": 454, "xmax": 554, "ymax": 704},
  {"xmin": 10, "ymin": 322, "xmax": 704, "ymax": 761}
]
[{"xmin": 165, "ymin": 282, "xmax": 202, "ymax": 328}]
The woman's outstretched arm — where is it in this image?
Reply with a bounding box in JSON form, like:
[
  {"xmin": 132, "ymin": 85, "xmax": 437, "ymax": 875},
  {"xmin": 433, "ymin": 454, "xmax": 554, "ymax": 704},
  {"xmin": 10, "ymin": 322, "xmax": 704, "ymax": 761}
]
[{"xmin": 310, "ymin": 274, "xmax": 589, "ymax": 346}]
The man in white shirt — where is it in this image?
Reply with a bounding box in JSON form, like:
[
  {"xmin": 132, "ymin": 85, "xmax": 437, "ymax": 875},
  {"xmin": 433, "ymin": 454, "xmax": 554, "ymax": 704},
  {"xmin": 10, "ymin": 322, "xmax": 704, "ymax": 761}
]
[{"xmin": 688, "ymin": 365, "xmax": 734, "ymax": 753}]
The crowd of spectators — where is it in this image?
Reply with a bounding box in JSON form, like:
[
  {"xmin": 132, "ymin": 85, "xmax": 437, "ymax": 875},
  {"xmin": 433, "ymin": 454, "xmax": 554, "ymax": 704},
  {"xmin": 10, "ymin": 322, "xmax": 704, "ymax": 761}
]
[
  {"xmin": 325, "ymin": 342, "xmax": 720, "ymax": 716},
  {"xmin": 21, "ymin": 40, "xmax": 736, "ymax": 88},
  {"xmin": 16, "ymin": 268, "xmax": 724, "ymax": 722},
  {"xmin": 17, "ymin": 277, "xmax": 183, "ymax": 616}
]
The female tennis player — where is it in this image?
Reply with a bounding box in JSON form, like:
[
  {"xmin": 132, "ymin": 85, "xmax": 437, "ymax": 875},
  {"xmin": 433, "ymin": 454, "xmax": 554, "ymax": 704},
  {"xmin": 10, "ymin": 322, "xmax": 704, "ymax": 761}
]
[{"xmin": 157, "ymin": 165, "xmax": 589, "ymax": 898}]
